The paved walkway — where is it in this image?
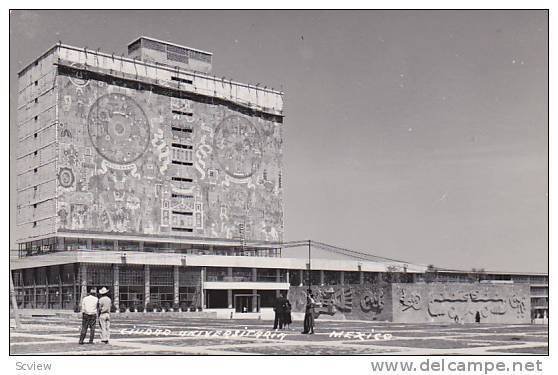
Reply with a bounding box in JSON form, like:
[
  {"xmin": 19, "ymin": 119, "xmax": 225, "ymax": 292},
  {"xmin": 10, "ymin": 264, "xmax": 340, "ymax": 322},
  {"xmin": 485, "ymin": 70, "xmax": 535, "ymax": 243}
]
[{"xmin": 10, "ymin": 316, "xmax": 548, "ymax": 355}]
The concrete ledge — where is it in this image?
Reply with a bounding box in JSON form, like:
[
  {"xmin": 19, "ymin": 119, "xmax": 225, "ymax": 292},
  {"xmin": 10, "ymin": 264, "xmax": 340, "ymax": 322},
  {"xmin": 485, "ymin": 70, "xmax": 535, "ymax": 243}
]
[
  {"xmin": 11, "ymin": 309, "xmax": 218, "ymax": 319},
  {"xmin": 115, "ymin": 311, "xmax": 218, "ymax": 319}
]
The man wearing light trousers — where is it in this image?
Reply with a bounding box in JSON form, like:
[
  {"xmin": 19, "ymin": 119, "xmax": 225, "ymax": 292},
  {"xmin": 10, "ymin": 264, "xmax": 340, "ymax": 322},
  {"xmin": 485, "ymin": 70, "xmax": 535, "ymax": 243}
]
[{"xmin": 98, "ymin": 287, "xmax": 112, "ymax": 344}]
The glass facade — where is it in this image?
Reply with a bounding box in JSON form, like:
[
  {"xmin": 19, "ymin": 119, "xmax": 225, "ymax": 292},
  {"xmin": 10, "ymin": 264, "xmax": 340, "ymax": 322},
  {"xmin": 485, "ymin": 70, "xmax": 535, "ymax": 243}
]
[
  {"xmin": 301, "ymin": 270, "xmax": 321, "ymax": 286},
  {"xmin": 86, "ymin": 264, "xmax": 113, "ymax": 289},
  {"xmin": 258, "ymin": 290, "xmax": 277, "ymax": 308},
  {"xmin": 289, "ymin": 269, "xmax": 302, "ymax": 286},
  {"xmin": 61, "ymin": 285, "xmax": 75, "ymax": 309},
  {"xmin": 344, "ymin": 271, "xmax": 360, "ymax": 285},
  {"xmin": 119, "ymin": 265, "xmax": 145, "ymax": 311},
  {"xmin": 18, "ymin": 237, "xmax": 281, "ymax": 258},
  {"xmin": 91, "ymin": 239, "xmax": 114, "ymax": 251},
  {"xmin": 323, "ymin": 271, "xmax": 339, "ymax": 285},
  {"xmin": 256, "ymin": 268, "xmax": 276, "ymax": 282},
  {"xmin": 206, "ymin": 267, "xmax": 227, "ymax": 281},
  {"xmin": 205, "ymin": 289, "xmax": 227, "ymax": 308},
  {"xmin": 150, "ymin": 266, "xmax": 174, "ymax": 309},
  {"xmin": 232, "ymin": 268, "xmax": 253, "ymax": 282},
  {"xmin": 363, "ymin": 272, "xmax": 379, "ymax": 284},
  {"xmin": 179, "ymin": 267, "xmax": 201, "ymax": 309}
]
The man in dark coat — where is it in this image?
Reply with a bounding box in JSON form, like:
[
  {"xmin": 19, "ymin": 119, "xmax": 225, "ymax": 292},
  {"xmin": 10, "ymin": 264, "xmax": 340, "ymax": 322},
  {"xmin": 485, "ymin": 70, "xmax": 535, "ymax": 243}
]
[
  {"xmin": 302, "ymin": 290, "xmax": 318, "ymax": 334},
  {"xmin": 283, "ymin": 298, "xmax": 292, "ymax": 329},
  {"xmin": 273, "ymin": 293, "xmax": 286, "ymax": 329}
]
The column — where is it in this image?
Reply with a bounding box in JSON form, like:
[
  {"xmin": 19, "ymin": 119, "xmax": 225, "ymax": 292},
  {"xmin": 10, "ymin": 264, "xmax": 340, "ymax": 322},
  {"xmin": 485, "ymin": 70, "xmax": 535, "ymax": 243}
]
[
  {"xmin": 86, "ymin": 238, "xmax": 92, "ymax": 250},
  {"xmin": 286, "ymin": 270, "xmax": 290, "ymax": 284},
  {"xmin": 359, "ymin": 271, "xmax": 364, "ymax": 285},
  {"xmin": 113, "ymin": 264, "xmax": 120, "ymax": 310},
  {"xmin": 45, "ymin": 284, "xmax": 49, "ymax": 309},
  {"xmin": 319, "ymin": 270, "xmax": 325, "ymax": 286},
  {"xmin": 80, "ymin": 264, "xmax": 87, "ymax": 303},
  {"xmin": 276, "ymin": 269, "xmax": 282, "ymax": 298},
  {"xmin": 72, "ymin": 265, "xmax": 77, "ymax": 308},
  {"xmin": 58, "ymin": 267, "xmax": 63, "ymax": 307},
  {"xmin": 144, "ymin": 265, "xmax": 150, "ymax": 306},
  {"xmin": 33, "ymin": 268, "xmax": 37, "ymax": 308},
  {"xmin": 113, "ymin": 240, "xmax": 119, "ymax": 251},
  {"xmin": 139, "ymin": 241, "xmax": 144, "ymax": 252},
  {"xmin": 200, "ymin": 267, "xmax": 206, "ymax": 309},
  {"xmin": 340, "ymin": 271, "xmax": 345, "ymax": 285},
  {"xmin": 227, "ymin": 267, "xmax": 233, "ymax": 308},
  {"xmin": 299, "ymin": 270, "xmax": 304, "ymax": 287},
  {"xmin": 173, "ymin": 266, "xmax": 179, "ymax": 305},
  {"xmin": 252, "ymin": 289, "xmax": 258, "ymax": 312},
  {"xmin": 252, "ymin": 268, "xmax": 257, "ymax": 282}
]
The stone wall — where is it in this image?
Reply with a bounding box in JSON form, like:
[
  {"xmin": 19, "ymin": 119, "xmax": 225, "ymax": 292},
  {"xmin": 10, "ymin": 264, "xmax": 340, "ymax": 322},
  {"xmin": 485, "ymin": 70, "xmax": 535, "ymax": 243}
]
[
  {"xmin": 288, "ymin": 284, "xmax": 392, "ymax": 321},
  {"xmin": 55, "ymin": 71, "xmax": 283, "ymax": 242},
  {"xmin": 391, "ymin": 283, "xmax": 530, "ymax": 324},
  {"xmin": 288, "ymin": 283, "xmax": 530, "ymax": 324}
]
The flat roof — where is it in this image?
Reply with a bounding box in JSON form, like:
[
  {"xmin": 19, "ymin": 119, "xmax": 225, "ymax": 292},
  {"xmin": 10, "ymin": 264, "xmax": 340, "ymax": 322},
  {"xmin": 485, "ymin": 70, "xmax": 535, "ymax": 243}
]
[
  {"xmin": 435, "ymin": 268, "xmax": 548, "ymax": 276},
  {"xmin": 17, "ymin": 43, "xmax": 283, "ymax": 96},
  {"xmin": 128, "ymin": 36, "xmax": 213, "ymax": 56}
]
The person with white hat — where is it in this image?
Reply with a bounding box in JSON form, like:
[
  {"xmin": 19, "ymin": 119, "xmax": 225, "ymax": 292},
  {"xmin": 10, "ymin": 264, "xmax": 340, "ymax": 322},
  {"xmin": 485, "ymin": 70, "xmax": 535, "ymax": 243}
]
[
  {"xmin": 98, "ymin": 287, "xmax": 112, "ymax": 344},
  {"xmin": 79, "ymin": 288, "xmax": 99, "ymax": 345}
]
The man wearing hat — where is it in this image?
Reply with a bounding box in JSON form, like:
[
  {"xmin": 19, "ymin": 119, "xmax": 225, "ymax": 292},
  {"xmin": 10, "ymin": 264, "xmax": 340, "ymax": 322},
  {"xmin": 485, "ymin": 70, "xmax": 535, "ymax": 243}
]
[
  {"xmin": 98, "ymin": 287, "xmax": 112, "ymax": 344},
  {"xmin": 79, "ymin": 288, "xmax": 99, "ymax": 344}
]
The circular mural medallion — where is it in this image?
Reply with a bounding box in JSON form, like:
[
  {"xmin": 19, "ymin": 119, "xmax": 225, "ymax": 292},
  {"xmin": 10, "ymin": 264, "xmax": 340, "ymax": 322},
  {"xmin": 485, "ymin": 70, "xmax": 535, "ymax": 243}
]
[
  {"xmin": 69, "ymin": 63, "xmax": 90, "ymax": 87},
  {"xmin": 87, "ymin": 93, "xmax": 150, "ymax": 164},
  {"xmin": 213, "ymin": 115, "xmax": 263, "ymax": 178},
  {"xmin": 58, "ymin": 167, "xmax": 75, "ymax": 188}
]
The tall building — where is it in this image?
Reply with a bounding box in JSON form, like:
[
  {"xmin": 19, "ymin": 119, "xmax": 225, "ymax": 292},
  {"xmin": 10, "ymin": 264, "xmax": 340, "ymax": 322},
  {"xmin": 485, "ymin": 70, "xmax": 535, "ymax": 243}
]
[
  {"xmin": 17, "ymin": 36, "xmax": 283, "ymax": 247},
  {"xmin": 11, "ymin": 37, "xmax": 547, "ymax": 324},
  {"xmin": 14, "ymin": 37, "xmax": 288, "ymax": 311}
]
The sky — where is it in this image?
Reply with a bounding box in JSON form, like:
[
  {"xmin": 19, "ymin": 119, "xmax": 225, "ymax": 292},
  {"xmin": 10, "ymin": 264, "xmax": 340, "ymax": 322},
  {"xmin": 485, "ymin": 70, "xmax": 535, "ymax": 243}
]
[{"xmin": 9, "ymin": 10, "xmax": 548, "ymax": 273}]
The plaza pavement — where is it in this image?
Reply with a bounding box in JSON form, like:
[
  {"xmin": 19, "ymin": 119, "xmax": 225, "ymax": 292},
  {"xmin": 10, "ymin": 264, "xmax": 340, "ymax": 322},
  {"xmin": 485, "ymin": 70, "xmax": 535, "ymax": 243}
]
[{"xmin": 9, "ymin": 315, "xmax": 548, "ymax": 355}]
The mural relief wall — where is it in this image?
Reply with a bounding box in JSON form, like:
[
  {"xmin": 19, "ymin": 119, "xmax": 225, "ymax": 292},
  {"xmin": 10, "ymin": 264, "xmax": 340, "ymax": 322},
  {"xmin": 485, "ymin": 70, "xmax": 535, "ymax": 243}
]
[
  {"xmin": 288, "ymin": 283, "xmax": 530, "ymax": 323},
  {"xmin": 392, "ymin": 283, "xmax": 530, "ymax": 324},
  {"xmin": 288, "ymin": 285, "xmax": 392, "ymax": 321},
  {"xmin": 56, "ymin": 71, "xmax": 283, "ymax": 241}
]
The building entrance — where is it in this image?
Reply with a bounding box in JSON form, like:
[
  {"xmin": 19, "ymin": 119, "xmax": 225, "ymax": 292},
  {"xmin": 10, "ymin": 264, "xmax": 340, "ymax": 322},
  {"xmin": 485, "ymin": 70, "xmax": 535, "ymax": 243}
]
[{"xmin": 234, "ymin": 294, "xmax": 260, "ymax": 313}]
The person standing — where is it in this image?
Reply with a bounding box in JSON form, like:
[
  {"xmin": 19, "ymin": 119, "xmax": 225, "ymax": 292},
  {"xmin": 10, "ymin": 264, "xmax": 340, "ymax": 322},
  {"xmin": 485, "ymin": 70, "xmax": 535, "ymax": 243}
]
[
  {"xmin": 302, "ymin": 290, "xmax": 318, "ymax": 334},
  {"xmin": 79, "ymin": 288, "xmax": 99, "ymax": 345},
  {"xmin": 273, "ymin": 293, "xmax": 286, "ymax": 330},
  {"xmin": 98, "ymin": 287, "xmax": 112, "ymax": 344},
  {"xmin": 283, "ymin": 297, "xmax": 292, "ymax": 330}
]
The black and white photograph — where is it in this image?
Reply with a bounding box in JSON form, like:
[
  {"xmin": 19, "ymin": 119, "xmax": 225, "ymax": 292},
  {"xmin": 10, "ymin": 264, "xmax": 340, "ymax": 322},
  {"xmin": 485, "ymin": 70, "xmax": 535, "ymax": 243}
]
[{"xmin": 7, "ymin": 6, "xmax": 551, "ymax": 372}]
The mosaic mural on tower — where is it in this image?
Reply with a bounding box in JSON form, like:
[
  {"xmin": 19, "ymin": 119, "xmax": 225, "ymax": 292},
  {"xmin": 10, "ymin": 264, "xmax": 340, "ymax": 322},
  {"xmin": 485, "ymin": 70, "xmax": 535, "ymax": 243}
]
[{"xmin": 55, "ymin": 72, "xmax": 283, "ymax": 241}]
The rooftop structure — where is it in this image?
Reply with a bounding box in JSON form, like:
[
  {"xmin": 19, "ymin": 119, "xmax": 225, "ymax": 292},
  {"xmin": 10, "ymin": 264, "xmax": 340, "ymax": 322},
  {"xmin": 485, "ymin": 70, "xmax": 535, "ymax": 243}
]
[{"xmin": 127, "ymin": 36, "xmax": 213, "ymax": 73}]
